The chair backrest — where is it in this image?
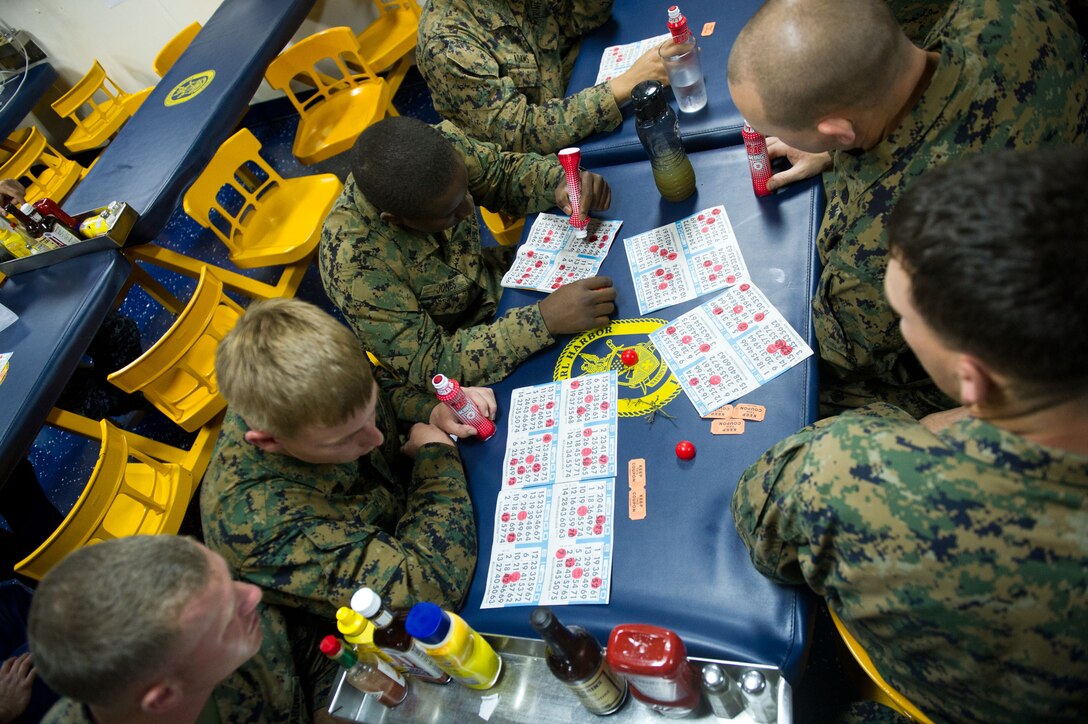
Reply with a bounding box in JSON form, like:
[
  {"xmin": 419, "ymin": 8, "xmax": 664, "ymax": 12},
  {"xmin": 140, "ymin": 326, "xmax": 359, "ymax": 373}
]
[
  {"xmin": 828, "ymin": 608, "xmax": 933, "ymax": 723},
  {"xmin": 153, "ymin": 21, "xmax": 203, "ymax": 77},
  {"xmin": 265, "ymin": 26, "xmax": 379, "ymax": 116},
  {"xmin": 107, "ymin": 268, "xmax": 244, "ymax": 432},
  {"xmin": 182, "ymin": 128, "xmax": 283, "ymax": 255},
  {"xmin": 51, "ymin": 60, "xmax": 126, "ymax": 128},
  {"xmin": 14, "ymin": 420, "xmax": 190, "ymax": 581},
  {"xmin": 0, "ymin": 127, "xmax": 83, "ymax": 204}
]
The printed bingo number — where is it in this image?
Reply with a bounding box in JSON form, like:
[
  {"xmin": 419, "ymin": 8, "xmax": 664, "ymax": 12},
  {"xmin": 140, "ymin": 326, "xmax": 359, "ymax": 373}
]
[
  {"xmin": 504, "ymin": 434, "xmax": 557, "ymax": 488},
  {"xmin": 736, "ymin": 317, "xmax": 805, "ymax": 380},
  {"xmin": 553, "ymin": 480, "xmax": 613, "ymax": 541},
  {"xmin": 543, "ymin": 542, "xmax": 611, "ymax": 605},
  {"xmin": 679, "ymin": 206, "xmax": 735, "ymax": 253},
  {"xmin": 707, "ymin": 283, "xmax": 773, "ymax": 339},
  {"xmin": 508, "ymin": 386, "xmax": 558, "ymax": 437},
  {"xmin": 559, "ymin": 422, "xmax": 613, "ymax": 482},
  {"xmin": 484, "ymin": 547, "xmax": 544, "ymax": 607},
  {"xmin": 560, "ymin": 376, "xmax": 615, "ymax": 425},
  {"xmin": 655, "ymin": 312, "xmax": 719, "ymax": 367},
  {"xmin": 494, "ymin": 487, "xmax": 549, "ymax": 547}
]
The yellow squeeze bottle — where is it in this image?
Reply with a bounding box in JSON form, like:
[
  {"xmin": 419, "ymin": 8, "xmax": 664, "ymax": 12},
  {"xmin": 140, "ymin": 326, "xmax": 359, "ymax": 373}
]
[
  {"xmin": 404, "ymin": 602, "xmax": 501, "ymax": 690},
  {"xmin": 335, "ymin": 607, "xmax": 390, "ymax": 663}
]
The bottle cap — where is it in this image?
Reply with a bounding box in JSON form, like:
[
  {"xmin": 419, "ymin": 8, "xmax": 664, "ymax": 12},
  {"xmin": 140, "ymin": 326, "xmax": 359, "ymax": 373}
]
[
  {"xmin": 320, "ymin": 635, "xmax": 342, "ymax": 656},
  {"xmin": 632, "ymin": 81, "xmax": 667, "ymax": 122},
  {"xmin": 351, "ymin": 587, "xmax": 382, "ymax": 618},
  {"xmin": 405, "ymin": 602, "xmax": 451, "ymax": 644},
  {"xmin": 336, "ymin": 607, "xmax": 368, "ymax": 635},
  {"xmin": 431, "ymin": 374, "xmax": 452, "ymax": 395},
  {"xmin": 19, "ymin": 203, "xmax": 35, "ymax": 216}
]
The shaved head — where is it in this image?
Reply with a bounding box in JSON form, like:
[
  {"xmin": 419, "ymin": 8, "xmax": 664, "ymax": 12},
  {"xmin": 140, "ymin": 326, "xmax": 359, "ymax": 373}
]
[{"xmin": 729, "ymin": 0, "xmax": 908, "ymax": 130}]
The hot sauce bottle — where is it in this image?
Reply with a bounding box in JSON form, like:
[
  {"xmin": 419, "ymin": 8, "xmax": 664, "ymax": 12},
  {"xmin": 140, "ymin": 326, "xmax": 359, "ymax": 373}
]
[
  {"xmin": 606, "ymin": 624, "xmax": 703, "ymax": 717},
  {"xmin": 530, "ymin": 606, "xmax": 628, "ymax": 715},
  {"xmin": 319, "ymin": 635, "xmax": 408, "ymax": 707}
]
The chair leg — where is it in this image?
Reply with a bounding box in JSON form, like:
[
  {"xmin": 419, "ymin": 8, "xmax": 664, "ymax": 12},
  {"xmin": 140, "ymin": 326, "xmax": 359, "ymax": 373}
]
[
  {"xmin": 46, "ymin": 407, "xmax": 188, "ymax": 465},
  {"xmin": 124, "ymin": 260, "xmax": 186, "ymax": 314},
  {"xmin": 129, "ymin": 243, "xmax": 311, "ymax": 300},
  {"xmin": 383, "ymin": 56, "xmax": 413, "ymax": 97}
]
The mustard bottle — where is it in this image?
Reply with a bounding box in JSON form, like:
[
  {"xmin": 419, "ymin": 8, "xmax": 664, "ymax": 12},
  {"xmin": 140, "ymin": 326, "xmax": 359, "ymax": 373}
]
[
  {"xmin": 335, "ymin": 607, "xmax": 389, "ymax": 662},
  {"xmin": 404, "ymin": 602, "xmax": 502, "ymax": 690}
]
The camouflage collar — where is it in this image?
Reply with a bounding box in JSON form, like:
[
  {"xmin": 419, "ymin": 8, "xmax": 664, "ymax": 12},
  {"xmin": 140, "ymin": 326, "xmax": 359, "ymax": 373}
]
[{"xmin": 948, "ymin": 416, "xmax": 1088, "ymax": 485}]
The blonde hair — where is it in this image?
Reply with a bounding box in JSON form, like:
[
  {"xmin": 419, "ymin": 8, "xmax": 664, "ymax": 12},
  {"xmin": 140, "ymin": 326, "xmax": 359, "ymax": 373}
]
[{"xmin": 216, "ymin": 298, "xmax": 375, "ymax": 437}]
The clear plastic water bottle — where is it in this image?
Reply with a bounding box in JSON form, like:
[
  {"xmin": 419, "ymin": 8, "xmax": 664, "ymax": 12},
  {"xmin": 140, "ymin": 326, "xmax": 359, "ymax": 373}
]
[
  {"xmin": 660, "ymin": 5, "xmax": 707, "ymax": 113},
  {"xmin": 632, "ymin": 80, "xmax": 696, "ymax": 202}
]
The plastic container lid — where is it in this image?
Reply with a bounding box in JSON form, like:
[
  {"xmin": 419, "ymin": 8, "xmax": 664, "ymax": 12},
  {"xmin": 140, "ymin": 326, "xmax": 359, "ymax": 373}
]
[
  {"xmin": 632, "ymin": 81, "xmax": 667, "ymax": 121},
  {"xmin": 320, "ymin": 635, "xmax": 343, "ymax": 656},
  {"xmin": 351, "ymin": 587, "xmax": 382, "ymax": 618},
  {"xmin": 432, "ymin": 374, "xmax": 453, "ymax": 395},
  {"xmin": 336, "ymin": 607, "xmax": 368, "ymax": 636},
  {"xmin": 405, "ymin": 602, "xmax": 451, "ymax": 644}
]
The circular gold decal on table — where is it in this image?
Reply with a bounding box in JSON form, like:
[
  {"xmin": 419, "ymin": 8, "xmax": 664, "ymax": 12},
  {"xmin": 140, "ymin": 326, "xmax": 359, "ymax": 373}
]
[
  {"xmin": 164, "ymin": 70, "xmax": 216, "ymax": 106},
  {"xmin": 553, "ymin": 319, "xmax": 680, "ymax": 417}
]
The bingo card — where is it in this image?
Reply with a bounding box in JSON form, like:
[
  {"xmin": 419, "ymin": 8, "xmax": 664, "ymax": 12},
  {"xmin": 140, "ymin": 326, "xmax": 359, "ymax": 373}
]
[
  {"xmin": 501, "ymin": 214, "xmax": 623, "ymax": 293},
  {"xmin": 648, "ymin": 282, "xmax": 814, "ymax": 416},
  {"xmin": 624, "ymin": 205, "xmax": 750, "ymax": 315},
  {"xmin": 482, "ymin": 478, "xmax": 616, "ymax": 608},
  {"xmin": 595, "ymin": 33, "xmax": 672, "ymax": 84}
]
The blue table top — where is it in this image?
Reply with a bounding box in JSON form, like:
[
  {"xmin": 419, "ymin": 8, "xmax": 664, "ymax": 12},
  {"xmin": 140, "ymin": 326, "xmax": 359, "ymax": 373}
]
[
  {"xmin": 567, "ymin": 0, "xmax": 763, "ymax": 165},
  {"xmin": 0, "ymin": 62, "xmax": 59, "ymax": 141},
  {"xmin": 0, "ymin": 251, "xmax": 132, "ymax": 483},
  {"xmin": 64, "ymin": 0, "xmax": 316, "ymax": 244},
  {"xmin": 458, "ymin": 144, "xmax": 822, "ymax": 681}
]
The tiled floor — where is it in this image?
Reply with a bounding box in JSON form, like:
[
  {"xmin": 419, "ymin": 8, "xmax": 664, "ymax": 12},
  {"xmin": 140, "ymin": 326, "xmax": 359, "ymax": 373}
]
[{"xmin": 2, "ymin": 66, "xmax": 455, "ymax": 538}]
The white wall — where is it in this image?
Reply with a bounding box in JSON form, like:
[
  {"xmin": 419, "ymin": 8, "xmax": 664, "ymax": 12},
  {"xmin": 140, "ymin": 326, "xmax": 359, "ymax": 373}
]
[{"xmin": 0, "ymin": 0, "xmax": 381, "ymax": 103}]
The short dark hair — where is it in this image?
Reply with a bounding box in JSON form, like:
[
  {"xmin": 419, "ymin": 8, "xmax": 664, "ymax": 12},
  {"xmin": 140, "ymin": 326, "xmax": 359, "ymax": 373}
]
[
  {"xmin": 350, "ymin": 117, "xmax": 462, "ymax": 218},
  {"xmin": 28, "ymin": 536, "xmax": 211, "ymax": 705},
  {"xmin": 888, "ymin": 147, "xmax": 1088, "ymax": 394}
]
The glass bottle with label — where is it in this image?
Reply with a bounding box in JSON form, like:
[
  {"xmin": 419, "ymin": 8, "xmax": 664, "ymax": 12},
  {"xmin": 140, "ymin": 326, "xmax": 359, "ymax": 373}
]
[
  {"xmin": 530, "ymin": 606, "xmax": 628, "ymax": 716},
  {"xmin": 632, "ymin": 81, "xmax": 697, "ymax": 202},
  {"xmin": 319, "ymin": 635, "xmax": 408, "ymax": 707}
]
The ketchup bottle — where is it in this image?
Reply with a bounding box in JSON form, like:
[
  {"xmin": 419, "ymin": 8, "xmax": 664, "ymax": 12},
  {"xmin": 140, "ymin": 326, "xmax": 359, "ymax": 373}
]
[{"xmin": 606, "ymin": 624, "xmax": 703, "ymax": 717}]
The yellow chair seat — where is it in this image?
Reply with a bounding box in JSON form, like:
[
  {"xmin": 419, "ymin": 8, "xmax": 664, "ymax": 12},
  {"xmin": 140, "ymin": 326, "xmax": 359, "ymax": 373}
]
[
  {"xmin": 107, "ymin": 268, "xmax": 243, "ymax": 432},
  {"xmin": 828, "ymin": 608, "xmax": 933, "ymax": 723},
  {"xmin": 294, "ymin": 83, "xmax": 392, "ymax": 164},
  {"xmin": 51, "ymin": 60, "xmax": 149, "ymax": 153},
  {"xmin": 14, "ymin": 419, "xmax": 192, "ymax": 581},
  {"xmin": 0, "ymin": 127, "xmax": 85, "ymax": 204},
  {"xmin": 357, "ymin": 8, "xmax": 417, "ymax": 73},
  {"xmin": 265, "ymin": 26, "xmax": 398, "ymax": 165},
  {"xmin": 229, "ymin": 174, "xmax": 342, "ymax": 267},
  {"xmin": 480, "ymin": 207, "xmax": 526, "ymax": 247}
]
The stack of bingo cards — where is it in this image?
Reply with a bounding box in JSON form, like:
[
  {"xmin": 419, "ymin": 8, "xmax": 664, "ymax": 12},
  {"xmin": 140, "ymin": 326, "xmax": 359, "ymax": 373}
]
[
  {"xmin": 649, "ymin": 282, "xmax": 813, "ymax": 416},
  {"xmin": 595, "ymin": 33, "xmax": 672, "ymax": 84},
  {"xmin": 500, "ymin": 213, "xmax": 623, "ymax": 292},
  {"xmin": 482, "ymin": 372, "xmax": 619, "ymax": 609},
  {"xmin": 624, "ymin": 205, "xmax": 750, "ymax": 314}
]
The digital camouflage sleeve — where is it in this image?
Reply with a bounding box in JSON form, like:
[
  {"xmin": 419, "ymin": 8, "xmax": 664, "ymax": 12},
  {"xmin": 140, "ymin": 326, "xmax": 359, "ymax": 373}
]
[
  {"xmin": 319, "ymin": 122, "xmax": 563, "ymax": 389},
  {"xmin": 815, "ymin": 0, "xmax": 1088, "ymax": 417},
  {"xmin": 733, "ymin": 403, "xmax": 1088, "ymax": 723},
  {"xmin": 418, "ymin": 0, "xmax": 622, "ymax": 153}
]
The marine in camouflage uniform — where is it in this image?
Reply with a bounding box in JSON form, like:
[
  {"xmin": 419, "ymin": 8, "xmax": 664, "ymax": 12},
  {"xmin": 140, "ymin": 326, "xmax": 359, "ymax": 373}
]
[
  {"xmin": 733, "ymin": 402, "xmax": 1088, "ymax": 723},
  {"xmin": 319, "ymin": 121, "xmax": 563, "ymax": 390},
  {"xmin": 885, "ymin": 0, "xmax": 952, "ymax": 43},
  {"xmin": 200, "ymin": 373, "xmax": 477, "ymax": 620},
  {"xmin": 816, "ymin": 0, "xmax": 1088, "ymax": 417},
  {"xmin": 42, "ymin": 603, "xmax": 335, "ymax": 723},
  {"xmin": 417, "ymin": 0, "xmax": 620, "ymax": 153}
]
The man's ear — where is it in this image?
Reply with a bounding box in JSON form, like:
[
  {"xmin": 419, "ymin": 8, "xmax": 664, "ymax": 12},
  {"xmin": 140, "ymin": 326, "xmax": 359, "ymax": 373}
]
[
  {"xmin": 141, "ymin": 680, "xmax": 182, "ymax": 714},
  {"xmin": 244, "ymin": 429, "xmax": 283, "ymax": 454},
  {"xmin": 379, "ymin": 210, "xmax": 400, "ymax": 225},
  {"xmin": 957, "ymin": 355, "xmax": 999, "ymax": 408},
  {"xmin": 815, "ymin": 117, "xmax": 858, "ymax": 148}
]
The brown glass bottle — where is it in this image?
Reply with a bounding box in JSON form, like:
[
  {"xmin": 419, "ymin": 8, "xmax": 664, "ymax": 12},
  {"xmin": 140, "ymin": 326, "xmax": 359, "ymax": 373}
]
[
  {"xmin": 372, "ymin": 611, "xmax": 451, "ymax": 684},
  {"xmin": 530, "ymin": 606, "xmax": 627, "ymax": 715},
  {"xmin": 5, "ymin": 204, "xmax": 64, "ymax": 250}
]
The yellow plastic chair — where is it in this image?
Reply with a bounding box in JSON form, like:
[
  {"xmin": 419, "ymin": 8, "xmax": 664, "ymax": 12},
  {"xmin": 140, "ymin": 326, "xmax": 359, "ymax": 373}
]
[
  {"xmin": 153, "ymin": 21, "xmax": 203, "ymax": 77},
  {"xmin": 480, "ymin": 207, "xmax": 526, "ymax": 247},
  {"xmin": 14, "ymin": 419, "xmax": 195, "ymax": 581},
  {"xmin": 107, "ymin": 267, "xmax": 243, "ymax": 433},
  {"xmin": 183, "ymin": 128, "xmax": 342, "ymax": 269},
  {"xmin": 0, "ymin": 127, "xmax": 85, "ymax": 204},
  {"xmin": 264, "ymin": 26, "xmax": 398, "ymax": 165},
  {"xmin": 356, "ymin": 0, "xmax": 421, "ymax": 96},
  {"xmin": 828, "ymin": 608, "xmax": 934, "ymax": 723},
  {"xmin": 50, "ymin": 60, "xmax": 153, "ymax": 153}
]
